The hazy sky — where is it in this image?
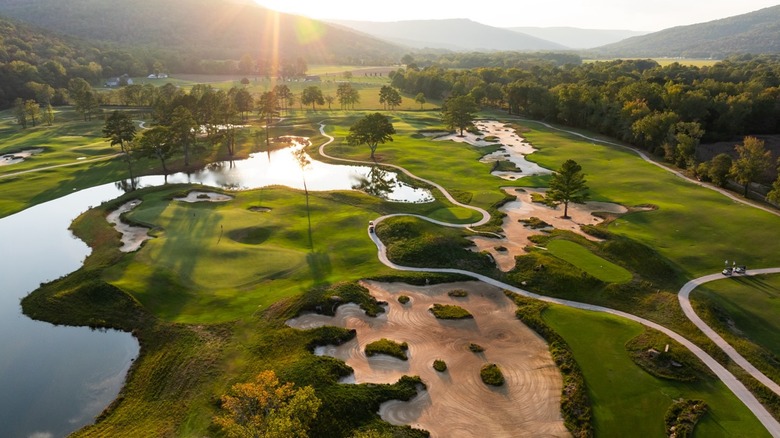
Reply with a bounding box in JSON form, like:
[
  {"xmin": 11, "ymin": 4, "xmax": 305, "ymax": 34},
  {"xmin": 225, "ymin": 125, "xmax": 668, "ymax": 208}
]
[{"xmin": 254, "ymin": 0, "xmax": 780, "ymax": 31}]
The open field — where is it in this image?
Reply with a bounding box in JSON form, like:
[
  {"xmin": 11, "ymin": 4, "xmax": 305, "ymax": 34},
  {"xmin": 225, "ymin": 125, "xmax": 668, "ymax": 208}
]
[
  {"xmin": 543, "ymin": 305, "xmax": 769, "ymax": 437},
  {"xmin": 692, "ymin": 274, "xmax": 780, "ymax": 383}
]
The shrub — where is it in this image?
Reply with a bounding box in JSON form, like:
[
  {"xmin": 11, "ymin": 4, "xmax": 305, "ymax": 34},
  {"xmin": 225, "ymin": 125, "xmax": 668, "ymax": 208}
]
[
  {"xmin": 365, "ymin": 339, "xmax": 409, "ymax": 361},
  {"xmin": 665, "ymin": 399, "xmax": 707, "ymax": 437},
  {"xmin": 520, "ymin": 217, "xmax": 551, "ymax": 229},
  {"xmin": 447, "ymin": 289, "xmax": 468, "ymax": 298},
  {"xmin": 433, "ymin": 360, "xmax": 447, "ymax": 372},
  {"xmin": 398, "ymin": 295, "xmax": 410, "ymax": 304},
  {"xmin": 480, "ymin": 364, "xmax": 504, "ymax": 386},
  {"xmin": 468, "ymin": 343, "xmax": 484, "ymax": 353},
  {"xmin": 430, "ymin": 304, "xmax": 472, "ymax": 319}
]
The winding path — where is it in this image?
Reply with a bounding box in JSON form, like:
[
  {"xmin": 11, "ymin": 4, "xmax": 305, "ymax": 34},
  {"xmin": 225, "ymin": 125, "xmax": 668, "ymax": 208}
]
[
  {"xmin": 679, "ymin": 268, "xmax": 780, "ymax": 397},
  {"xmin": 317, "ymin": 122, "xmax": 780, "ymax": 436}
]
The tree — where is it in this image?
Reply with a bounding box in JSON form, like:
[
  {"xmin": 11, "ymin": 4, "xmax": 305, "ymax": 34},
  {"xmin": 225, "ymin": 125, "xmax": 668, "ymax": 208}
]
[
  {"xmin": 293, "ymin": 147, "xmax": 314, "ymax": 250},
  {"xmin": 214, "ymin": 370, "xmax": 321, "ymax": 438},
  {"xmin": 767, "ymin": 160, "xmax": 780, "ymax": 204},
  {"xmin": 547, "ymin": 159, "xmax": 589, "ymax": 219},
  {"xmin": 103, "ymin": 111, "xmax": 137, "ymax": 155},
  {"xmin": 324, "ymin": 95, "xmax": 334, "ymax": 111},
  {"xmin": 169, "ymin": 106, "xmax": 197, "ymax": 167},
  {"xmin": 136, "ymin": 125, "xmax": 176, "ymax": 175},
  {"xmin": 13, "ymin": 98, "xmax": 27, "ymax": 128},
  {"xmin": 257, "ymin": 91, "xmax": 279, "ymax": 151},
  {"xmin": 24, "ymin": 100, "xmax": 40, "ymax": 127},
  {"xmin": 337, "ymin": 83, "xmax": 357, "ymax": 110},
  {"xmin": 442, "ymin": 95, "xmax": 478, "ymax": 136},
  {"xmin": 708, "ymin": 153, "xmax": 733, "ymax": 187},
  {"xmin": 415, "ymin": 92, "xmax": 426, "ymax": 110},
  {"xmin": 301, "ymin": 86, "xmax": 324, "ymax": 111},
  {"xmin": 231, "ymin": 87, "xmax": 254, "ymax": 121},
  {"xmin": 273, "ymin": 85, "xmax": 292, "ymax": 115},
  {"xmin": 42, "ymin": 103, "xmax": 55, "ymax": 126},
  {"xmin": 730, "ymin": 136, "xmax": 771, "ymax": 197},
  {"xmin": 379, "ymin": 86, "xmax": 401, "ymax": 110},
  {"xmin": 346, "ymin": 113, "xmax": 395, "ymax": 160}
]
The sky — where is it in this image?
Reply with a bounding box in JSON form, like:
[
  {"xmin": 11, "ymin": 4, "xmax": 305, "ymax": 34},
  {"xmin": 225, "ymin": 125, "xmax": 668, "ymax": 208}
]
[{"xmin": 253, "ymin": 0, "xmax": 780, "ymax": 31}]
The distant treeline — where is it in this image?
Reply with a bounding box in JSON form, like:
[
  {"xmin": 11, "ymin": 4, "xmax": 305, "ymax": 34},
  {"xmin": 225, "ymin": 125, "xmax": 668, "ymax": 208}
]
[{"xmin": 391, "ymin": 55, "xmax": 780, "ymax": 168}]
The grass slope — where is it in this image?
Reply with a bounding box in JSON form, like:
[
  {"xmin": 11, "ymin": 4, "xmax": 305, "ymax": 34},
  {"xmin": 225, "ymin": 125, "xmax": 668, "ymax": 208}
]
[
  {"xmin": 547, "ymin": 239, "xmax": 632, "ymax": 283},
  {"xmin": 543, "ymin": 305, "xmax": 768, "ymax": 437}
]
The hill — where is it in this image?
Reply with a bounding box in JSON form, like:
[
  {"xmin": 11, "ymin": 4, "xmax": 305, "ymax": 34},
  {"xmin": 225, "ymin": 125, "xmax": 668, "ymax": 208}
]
[
  {"xmin": 508, "ymin": 27, "xmax": 648, "ymax": 49},
  {"xmin": 329, "ymin": 18, "xmax": 566, "ymax": 52},
  {"xmin": 594, "ymin": 5, "xmax": 780, "ymax": 57},
  {"xmin": 0, "ymin": 0, "xmax": 404, "ymax": 64}
]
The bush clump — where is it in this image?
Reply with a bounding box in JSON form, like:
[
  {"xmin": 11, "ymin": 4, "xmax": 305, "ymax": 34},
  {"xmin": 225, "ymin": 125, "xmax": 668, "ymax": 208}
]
[
  {"xmin": 468, "ymin": 343, "xmax": 484, "ymax": 353},
  {"xmin": 365, "ymin": 339, "xmax": 409, "ymax": 361},
  {"xmin": 430, "ymin": 304, "xmax": 472, "ymax": 319},
  {"xmin": 398, "ymin": 295, "xmax": 410, "ymax": 304},
  {"xmin": 433, "ymin": 360, "xmax": 447, "ymax": 372},
  {"xmin": 480, "ymin": 363, "xmax": 505, "ymax": 386},
  {"xmin": 520, "ymin": 217, "xmax": 551, "ymax": 229},
  {"xmin": 665, "ymin": 399, "xmax": 707, "ymax": 438},
  {"xmin": 447, "ymin": 289, "xmax": 468, "ymax": 298}
]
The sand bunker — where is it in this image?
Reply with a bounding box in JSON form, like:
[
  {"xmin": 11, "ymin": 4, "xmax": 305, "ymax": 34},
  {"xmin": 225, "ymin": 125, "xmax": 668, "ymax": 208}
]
[
  {"xmin": 0, "ymin": 148, "xmax": 44, "ymax": 166},
  {"xmin": 287, "ymin": 281, "xmax": 567, "ymax": 437},
  {"xmin": 106, "ymin": 200, "xmax": 152, "ymax": 252},
  {"xmin": 173, "ymin": 191, "xmax": 233, "ymax": 203},
  {"xmin": 432, "ymin": 121, "xmax": 551, "ymax": 180},
  {"xmin": 470, "ymin": 188, "xmax": 628, "ymax": 271}
]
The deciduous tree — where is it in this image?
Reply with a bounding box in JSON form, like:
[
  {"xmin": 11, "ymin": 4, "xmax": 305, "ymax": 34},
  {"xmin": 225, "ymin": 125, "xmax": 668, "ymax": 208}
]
[
  {"xmin": 136, "ymin": 125, "xmax": 176, "ymax": 174},
  {"xmin": 301, "ymin": 86, "xmax": 324, "ymax": 111},
  {"xmin": 214, "ymin": 370, "xmax": 321, "ymax": 438},
  {"xmin": 730, "ymin": 136, "xmax": 771, "ymax": 197},
  {"xmin": 346, "ymin": 113, "xmax": 395, "ymax": 160},
  {"xmin": 442, "ymin": 95, "xmax": 478, "ymax": 136},
  {"xmin": 547, "ymin": 159, "xmax": 589, "ymax": 219},
  {"xmin": 415, "ymin": 92, "xmax": 426, "ymax": 110}
]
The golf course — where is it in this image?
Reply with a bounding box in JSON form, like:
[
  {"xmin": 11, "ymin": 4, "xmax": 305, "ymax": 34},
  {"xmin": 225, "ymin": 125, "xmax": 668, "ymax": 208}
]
[{"xmin": 2, "ymin": 72, "xmax": 780, "ymax": 437}]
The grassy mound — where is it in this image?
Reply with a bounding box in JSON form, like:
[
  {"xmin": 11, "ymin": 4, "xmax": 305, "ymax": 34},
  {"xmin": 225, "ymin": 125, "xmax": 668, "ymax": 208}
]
[
  {"xmin": 447, "ymin": 289, "xmax": 468, "ymax": 298},
  {"xmin": 429, "ymin": 304, "xmax": 472, "ymax": 319},
  {"xmin": 227, "ymin": 226, "xmax": 274, "ymax": 244},
  {"xmin": 479, "ymin": 364, "xmax": 504, "ymax": 386},
  {"xmin": 365, "ymin": 339, "xmax": 409, "ymax": 361},
  {"xmin": 433, "ymin": 360, "xmax": 447, "ymax": 372},
  {"xmin": 398, "ymin": 295, "xmax": 410, "ymax": 304}
]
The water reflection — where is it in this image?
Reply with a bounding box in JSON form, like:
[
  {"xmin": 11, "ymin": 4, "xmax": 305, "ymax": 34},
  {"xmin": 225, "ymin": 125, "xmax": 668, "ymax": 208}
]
[{"xmin": 136, "ymin": 138, "xmax": 433, "ymax": 203}]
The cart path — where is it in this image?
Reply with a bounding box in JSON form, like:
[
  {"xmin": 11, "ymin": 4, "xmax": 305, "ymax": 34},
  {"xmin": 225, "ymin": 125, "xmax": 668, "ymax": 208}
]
[
  {"xmin": 317, "ymin": 122, "xmax": 780, "ymax": 436},
  {"xmin": 513, "ymin": 117, "xmax": 780, "ymax": 219},
  {"xmin": 679, "ymin": 268, "xmax": 780, "ymax": 397}
]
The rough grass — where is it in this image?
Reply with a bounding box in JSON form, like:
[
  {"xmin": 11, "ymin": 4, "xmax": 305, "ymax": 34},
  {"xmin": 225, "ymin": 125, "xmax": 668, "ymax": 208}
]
[
  {"xmin": 429, "ymin": 303, "xmax": 472, "ymax": 319},
  {"xmin": 365, "ymin": 339, "xmax": 409, "ymax": 361},
  {"xmin": 691, "ymin": 274, "xmax": 780, "ymax": 384},
  {"xmin": 479, "ymin": 364, "xmax": 505, "ymax": 386},
  {"xmin": 542, "ymin": 305, "xmax": 769, "ymax": 437}
]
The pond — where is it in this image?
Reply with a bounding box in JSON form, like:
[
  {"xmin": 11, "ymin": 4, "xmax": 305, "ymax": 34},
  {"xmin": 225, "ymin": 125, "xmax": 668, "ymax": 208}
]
[{"xmin": 0, "ymin": 138, "xmax": 433, "ymax": 437}]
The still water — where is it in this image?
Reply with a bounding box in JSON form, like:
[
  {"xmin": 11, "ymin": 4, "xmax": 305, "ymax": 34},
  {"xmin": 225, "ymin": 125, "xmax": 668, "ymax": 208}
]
[{"xmin": 0, "ymin": 140, "xmax": 432, "ymax": 437}]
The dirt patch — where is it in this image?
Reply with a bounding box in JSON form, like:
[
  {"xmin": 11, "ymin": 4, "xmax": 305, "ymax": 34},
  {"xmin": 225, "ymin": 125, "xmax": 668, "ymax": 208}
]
[
  {"xmin": 173, "ymin": 191, "xmax": 233, "ymax": 203},
  {"xmin": 469, "ymin": 188, "xmax": 628, "ymax": 271},
  {"xmin": 286, "ymin": 281, "xmax": 567, "ymax": 437},
  {"xmin": 106, "ymin": 200, "xmax": 152, "ymax": 252}
]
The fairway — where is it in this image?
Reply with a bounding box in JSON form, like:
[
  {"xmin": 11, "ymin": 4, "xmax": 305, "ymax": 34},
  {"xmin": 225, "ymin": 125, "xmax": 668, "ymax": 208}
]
[
  {"xmin": 543, "ymin": 305, "xmax": 769, "ymax": 437},
  {"xmin": 517, "ymin": 121, "xmax": 780, "ymax": 279},
  {"xmin": 546, "ymin": 239, "xmax": 632, "ymax": 283},
  {"xmin": 692, "ymin": 274, "xmax": 780, "ymax": 381}
]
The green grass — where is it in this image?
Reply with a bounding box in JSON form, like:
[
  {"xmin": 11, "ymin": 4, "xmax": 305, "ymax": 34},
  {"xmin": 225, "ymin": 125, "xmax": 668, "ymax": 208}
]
[
  {"xmin": 543, "ymin": 305, "xmax": 769, "ymax": 437},
  {"xmin": 365, "ymin": 339, "xmax": 409, "ymax": 361},
  {"xmin": 691, "ymin": 274, "xmax": 780, "ymax": 383},
  {"xmin": 429, "ymin": 303, "xmax": 472, "ymax": 319},
  {"xmin": 515, "ymin": 120, "xmax": 780, "ymax": 279},
  {"xmin": 546, "ymin": 239, "xmax": 633, "ymax": 283}
]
